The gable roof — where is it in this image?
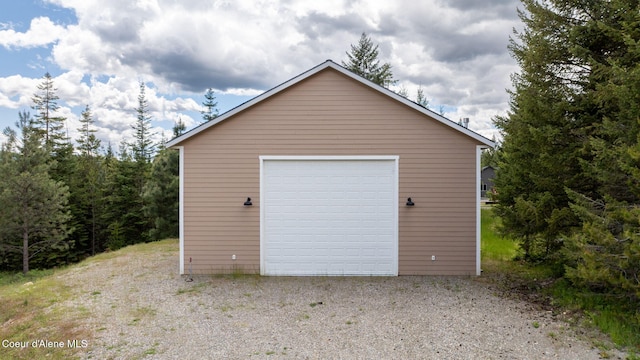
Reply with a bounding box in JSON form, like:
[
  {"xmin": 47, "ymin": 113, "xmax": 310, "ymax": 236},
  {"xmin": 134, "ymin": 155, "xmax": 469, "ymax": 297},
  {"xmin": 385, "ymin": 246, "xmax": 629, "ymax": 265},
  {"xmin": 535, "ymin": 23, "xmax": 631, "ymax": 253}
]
[{"xmin": 167, "ymin": 60, "xmax": 495, "ymax": 148}]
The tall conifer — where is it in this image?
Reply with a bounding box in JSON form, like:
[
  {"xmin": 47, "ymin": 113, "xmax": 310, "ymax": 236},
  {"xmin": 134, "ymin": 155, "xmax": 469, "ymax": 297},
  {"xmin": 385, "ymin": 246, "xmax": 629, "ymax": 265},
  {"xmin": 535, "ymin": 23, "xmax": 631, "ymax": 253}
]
[{"xmin": 342, "ymin": 32, "xmax": 396, "ymax": 87}]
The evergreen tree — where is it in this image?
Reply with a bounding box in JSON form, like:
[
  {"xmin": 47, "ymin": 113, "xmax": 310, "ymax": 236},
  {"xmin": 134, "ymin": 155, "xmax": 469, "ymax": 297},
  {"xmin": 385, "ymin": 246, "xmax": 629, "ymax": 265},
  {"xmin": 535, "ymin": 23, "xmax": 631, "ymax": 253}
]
[
  {"xmin": 563, "ymin": 190, "xmax": 640, "ymax": 303},
  {"xmin": 31, "ymin": 72, "xmax": 68, "ymax": 154},
  {"xmin": 131, "ymin": 82, "xmax": 155, "ymax": 164},
  {"xmin": 173, "ymin": 118, "xmax": 186, "ymax": 138},
  {"xmin": 579, "ymin": 1, "xmax": 640, "ymax": 204},
  {"xmin": 140, "ymin": 118, "xmax": 184, "ymax": 241},
  {"xmin": 142, "ymin": 148, "xmax": 179, "ymax": 240},
  {"xmin": 561, "ymin": 2, "xmax": 640, "ymax": 300},
  {"xmin": 130, "ymin": 82, "xmax": 155, "ymax": 229},
  {"xmin": 103, "ymin": 151, "xmax": 149, "ymax": 249},
  {"xmin": 104, "ymin": 82, "xmax": 156, "ymax": 250},
  {"xmin": 481, "ymin": 140, "xmax": 499, "ymax": 168},
  {"xmin": 416, "ymin": 85, "xmax": 429, "ymax": 109},
  {"xmin": 71, "ymin": 106, "xmax": 106, "ymax": 256},
  {"xmin": 77, "ymin": 105, "xmax": 101, "ymax": 157},
  {"xmin": 201, "ymin": 88, "xmax": 219, "ymax": 123},
  {"xmin": 342, "ymin": 32, "xmax": 396, "ymax": 87},
  {"xmin": 31, "ymin": 72, "xmax": 75, "ymax": 193},
  {"xmin": 395, "ymin": 85, "xmax": 409, "ymax": 98},
  {"xmin": 0, "ymin": 112, "xmax": 73, "ymax": 273},
  {"xmin": 495, "ymin": 0, "xmax": 640, "ymax": 260}
]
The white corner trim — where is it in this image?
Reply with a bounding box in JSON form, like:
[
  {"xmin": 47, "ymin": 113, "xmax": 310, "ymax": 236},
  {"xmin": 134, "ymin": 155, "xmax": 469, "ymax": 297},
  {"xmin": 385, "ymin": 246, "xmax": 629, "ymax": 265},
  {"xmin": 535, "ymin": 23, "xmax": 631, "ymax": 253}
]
[
  {"xmin": 476, "ymin": 145, "xmax": 484, "ymax": 276},
  {"xmin": 178, "ymin": 146, "xmax": 185, "ymax": 275}
]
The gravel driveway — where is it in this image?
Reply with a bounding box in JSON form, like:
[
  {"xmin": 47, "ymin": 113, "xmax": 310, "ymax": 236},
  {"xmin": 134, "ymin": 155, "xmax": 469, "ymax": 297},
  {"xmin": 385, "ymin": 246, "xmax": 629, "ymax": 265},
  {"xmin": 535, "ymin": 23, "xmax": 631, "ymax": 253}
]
[{"xmin": 59, "ymin": 241, "xmax": 622, "ymax": 359}]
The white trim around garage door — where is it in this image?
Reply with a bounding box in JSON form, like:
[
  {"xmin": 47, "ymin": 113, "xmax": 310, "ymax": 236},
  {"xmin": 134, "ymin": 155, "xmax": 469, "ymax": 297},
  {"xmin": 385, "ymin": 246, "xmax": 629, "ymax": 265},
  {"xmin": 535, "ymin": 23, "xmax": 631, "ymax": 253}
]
[{"xmin": 259, "ymin": 156, "xmax": 399, "ymax": 276}]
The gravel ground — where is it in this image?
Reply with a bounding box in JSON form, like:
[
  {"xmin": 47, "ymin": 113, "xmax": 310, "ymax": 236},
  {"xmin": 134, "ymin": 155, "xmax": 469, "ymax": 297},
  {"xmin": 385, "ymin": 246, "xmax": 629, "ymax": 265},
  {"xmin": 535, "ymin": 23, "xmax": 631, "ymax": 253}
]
[{"xmin": 59, "ymin": 242, "xmax": 625, "ymax": 360}]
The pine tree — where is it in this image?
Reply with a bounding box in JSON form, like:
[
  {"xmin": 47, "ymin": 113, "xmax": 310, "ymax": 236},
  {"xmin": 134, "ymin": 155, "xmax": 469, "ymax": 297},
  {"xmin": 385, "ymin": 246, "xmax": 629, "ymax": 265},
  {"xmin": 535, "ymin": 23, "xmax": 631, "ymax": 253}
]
[
  {"xmin": 201, "ymin": 88, "xmax": 219, "ymax": 123},
  {"xmin": 0, "ymin": 112, "xmax": 73, "ymax": 273},
  {"xmin": 563, "ymin": 190, "xmax": 640, "ymax": 302},
  {"xmin": 77, "ymin": 105, "xmax": 101, "ymax": 157},
  {"xmin": 142, "ymin": 148, "xmax": 179, "ymax": 240},
  {"xmin": 131, "ymin": 82, "xmax": 155, "ymax": 164},
  {"xmin": 105, "ymin": 83, "xmax": 156, "ymax": 249},
  {"xmin": 495, "ymin": 0, "xmax": 640, "ymax": 260},
  {"xmin": 130, "ymin": 83, "xmax": 154, "ymax": 235},
  {"xmin": 72, "ymin": 105, "xmax": 105, "ymax": 256},
  {"xmin": 173, "ymin": 118, "xmax": 186, "ymax": 138},
  {"xmin": 342, "ymin": 32, "xmax": 396, "ymax": 87},
  {"xmin": 103, "ymin": 153, "xmax": 149, "ymax": 249},
  {"xmin": 31, "ymin": 72, "xmax": 67, "ymax": 154},
  {"xmin": 481, "ymin": 141, "xmax": 499, "ymax": 168},
  {"xmin": 416, "ymin": 86, "xmax": 429, "ymax": 109}
]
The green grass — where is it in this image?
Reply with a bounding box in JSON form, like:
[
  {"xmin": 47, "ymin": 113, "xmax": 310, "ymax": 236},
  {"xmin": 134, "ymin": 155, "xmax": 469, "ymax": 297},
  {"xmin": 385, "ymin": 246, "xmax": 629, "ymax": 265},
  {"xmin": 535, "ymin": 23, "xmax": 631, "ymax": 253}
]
[
  {"xmin": 0, "ymin": 269, "xmax": 56, "ymax": 287},
  {"xmin": 549, "ymin": 279, "xmax": 640, "ymax": 349},
  {"xmin": 481, "ymin": 207, "xmax": 518, "ymax": 262},
  {"xmin": 481, "ymin": 207, "xmax": 640, "ymax": 353},
  {"xmin": 0, "ymin": 238, "xmax": 178, "ymax": 360},
  {"xmin": 0, "ymin": 269, "xmax": 89, "ymax": 360}
]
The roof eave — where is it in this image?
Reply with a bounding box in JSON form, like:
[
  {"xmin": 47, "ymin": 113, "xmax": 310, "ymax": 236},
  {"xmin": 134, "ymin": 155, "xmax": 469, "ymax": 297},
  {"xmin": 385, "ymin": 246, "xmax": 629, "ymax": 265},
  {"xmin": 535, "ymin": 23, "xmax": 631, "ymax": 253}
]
[
  {"xmin": 167, "ymin": 60, "xmax": 496, "ymax": 149},
  {"xmin": 323, "ymin": 62, "xmax": 495, "ymax": 148},
  {"xmin": 166, "ymin": 60, "xmax": 336, "ymax": 148}
]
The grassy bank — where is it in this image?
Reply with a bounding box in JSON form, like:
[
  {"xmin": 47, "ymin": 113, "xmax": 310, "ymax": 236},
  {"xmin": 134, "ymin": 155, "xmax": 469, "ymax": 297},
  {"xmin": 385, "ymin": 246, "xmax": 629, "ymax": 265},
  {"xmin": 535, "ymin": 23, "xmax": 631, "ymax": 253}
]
[
  {"xmin": 0, "ymin": 239, "xmax": 177, "ymax": 360},
  {"xmin": 481, "ymin": 206, "xmax": 640, "ymax": 356},
  {"xmin": 0, "ymin": 269, "xmax": 89, "ymax": 359}
]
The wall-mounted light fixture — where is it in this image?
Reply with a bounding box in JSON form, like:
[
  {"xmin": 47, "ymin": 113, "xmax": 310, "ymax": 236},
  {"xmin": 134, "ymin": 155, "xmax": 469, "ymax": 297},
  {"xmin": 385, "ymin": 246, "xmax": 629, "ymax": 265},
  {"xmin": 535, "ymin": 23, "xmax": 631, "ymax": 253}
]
[
  {"xmin": 244, "ymin": 197, "xmax": 252, "ymax": 206},
  {"xmin": 406, "ymin": 197, "xmax": 415, "ymax": 206}
]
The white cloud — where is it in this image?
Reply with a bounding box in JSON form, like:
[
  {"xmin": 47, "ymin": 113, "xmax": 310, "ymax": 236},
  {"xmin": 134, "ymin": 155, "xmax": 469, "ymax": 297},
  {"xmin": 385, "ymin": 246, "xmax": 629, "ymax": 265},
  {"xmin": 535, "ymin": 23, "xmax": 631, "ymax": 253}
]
[
  {"xmin": 46, "ymin": 0, "xmax": 521, "ymax": 98},
  {"xmin": 0, "ymin": 17, "xmax": 67, "ymax": 48},
  {"xmin": 0, "ymin": 75, "xmax": 40, "ymax": 108},
  {"xmin": 2, "ymin": 0, "xmax": 522, "ymax": 147}
]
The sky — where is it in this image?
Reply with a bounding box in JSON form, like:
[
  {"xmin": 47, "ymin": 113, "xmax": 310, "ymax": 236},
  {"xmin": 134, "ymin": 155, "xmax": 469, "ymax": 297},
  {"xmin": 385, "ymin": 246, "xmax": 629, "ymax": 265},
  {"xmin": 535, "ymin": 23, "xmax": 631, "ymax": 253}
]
[{"xmin": 0, "ymin": 0, "xmax": 523, "ymax": 151}]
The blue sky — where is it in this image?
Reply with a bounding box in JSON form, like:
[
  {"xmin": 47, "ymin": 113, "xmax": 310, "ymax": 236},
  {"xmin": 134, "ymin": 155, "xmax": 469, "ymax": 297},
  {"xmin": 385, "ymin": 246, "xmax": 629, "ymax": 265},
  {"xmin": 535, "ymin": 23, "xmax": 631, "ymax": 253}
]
[
  {"xmin": 0, "ymin": 1, "xmax": 72, "ymax": 75},
  {"xmin": 0, "ymin": 0, "xmax": 521, "ymax": 149}
]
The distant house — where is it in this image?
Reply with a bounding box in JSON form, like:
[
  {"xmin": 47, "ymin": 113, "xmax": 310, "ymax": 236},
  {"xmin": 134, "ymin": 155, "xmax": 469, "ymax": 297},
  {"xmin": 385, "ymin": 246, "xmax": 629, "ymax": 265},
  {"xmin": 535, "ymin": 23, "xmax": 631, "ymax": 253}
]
[
  {"xmin": 481, "ymin": 166, "xmax": 496, "ymax": 199},
  {"xmin": 167, "ymin": 60, "xmax": 495, "ymax": 276}
]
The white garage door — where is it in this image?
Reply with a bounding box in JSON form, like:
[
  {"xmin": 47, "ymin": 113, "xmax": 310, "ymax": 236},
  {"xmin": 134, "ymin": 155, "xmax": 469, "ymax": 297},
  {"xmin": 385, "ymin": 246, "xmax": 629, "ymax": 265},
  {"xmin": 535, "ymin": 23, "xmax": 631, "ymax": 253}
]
[{"xmin": 260, "ymin": 156, "xmax": 398, "ymax": 276}]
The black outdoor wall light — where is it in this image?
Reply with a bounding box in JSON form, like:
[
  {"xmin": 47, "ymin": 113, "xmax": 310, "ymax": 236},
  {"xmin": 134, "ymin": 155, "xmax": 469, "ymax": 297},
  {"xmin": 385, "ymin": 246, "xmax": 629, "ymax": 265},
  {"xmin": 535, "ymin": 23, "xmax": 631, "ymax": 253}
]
[
  {"xmin": 406, "ymin": 197, "xmax": 415, "ymax": 206},
  {"xmin": 244, "ymin": 197, "xmax": 252, "ymax": 206}
]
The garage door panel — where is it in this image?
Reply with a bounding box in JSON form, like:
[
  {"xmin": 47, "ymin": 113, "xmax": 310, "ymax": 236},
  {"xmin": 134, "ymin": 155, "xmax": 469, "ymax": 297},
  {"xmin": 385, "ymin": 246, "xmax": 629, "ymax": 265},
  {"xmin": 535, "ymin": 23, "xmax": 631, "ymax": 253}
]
[{"xmin": 261, "ymin": 158, "xmax": 398, "ymax": 276}]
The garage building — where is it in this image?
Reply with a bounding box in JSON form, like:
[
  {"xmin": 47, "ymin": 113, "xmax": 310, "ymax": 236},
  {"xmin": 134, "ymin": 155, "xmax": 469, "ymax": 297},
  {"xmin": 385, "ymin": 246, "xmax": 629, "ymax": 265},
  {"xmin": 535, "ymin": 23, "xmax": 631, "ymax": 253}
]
[{"xmin": 167, "ymin": 60, "xmax": 494, "ymax": 276}]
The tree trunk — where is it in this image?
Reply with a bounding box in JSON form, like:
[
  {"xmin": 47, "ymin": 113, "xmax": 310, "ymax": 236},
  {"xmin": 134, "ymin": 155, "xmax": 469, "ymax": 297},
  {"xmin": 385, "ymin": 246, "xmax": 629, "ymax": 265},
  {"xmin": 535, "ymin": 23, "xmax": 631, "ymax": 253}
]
[
  {"xmin": 91, "ymin": 201, "xmax": 96, "ymax": 256},
  {"xmin": 23, "ymin": 230, "xmax": 29, "ymax": 274}
]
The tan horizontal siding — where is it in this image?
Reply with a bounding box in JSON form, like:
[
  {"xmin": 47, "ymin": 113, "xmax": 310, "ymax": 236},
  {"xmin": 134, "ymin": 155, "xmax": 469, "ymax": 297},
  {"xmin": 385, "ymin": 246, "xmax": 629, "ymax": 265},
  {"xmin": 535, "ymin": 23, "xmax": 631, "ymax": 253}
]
[{"xmin": 181, "ymin": 68, "xmax": 482, "ymax": 275}]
